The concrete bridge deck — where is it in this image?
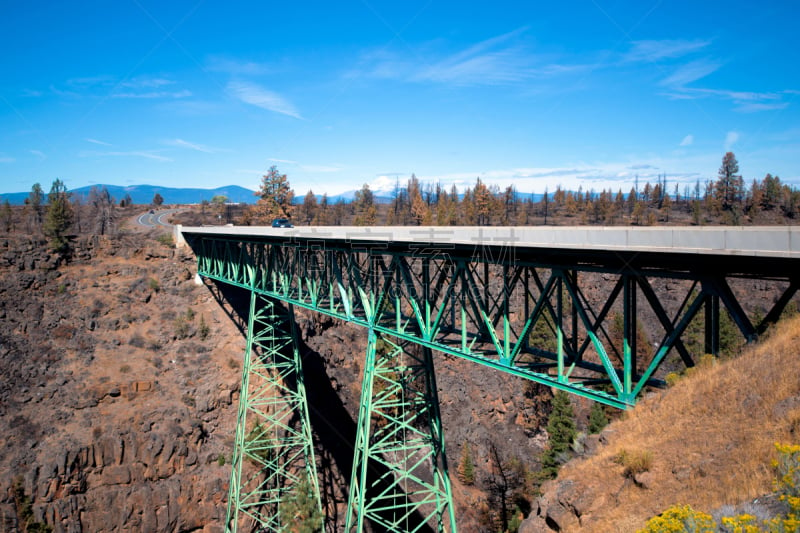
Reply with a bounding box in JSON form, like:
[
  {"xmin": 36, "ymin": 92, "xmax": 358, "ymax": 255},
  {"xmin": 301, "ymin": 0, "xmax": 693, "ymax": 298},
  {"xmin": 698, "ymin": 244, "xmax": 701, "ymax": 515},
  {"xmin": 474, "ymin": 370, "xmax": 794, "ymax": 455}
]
[
  {"xmin": 178, "ymin": 225, "xmax": 800, "ymax": 279},
  {"xmin": 178, "ymin": 225, "xmax": 800, "ymax": 258}
]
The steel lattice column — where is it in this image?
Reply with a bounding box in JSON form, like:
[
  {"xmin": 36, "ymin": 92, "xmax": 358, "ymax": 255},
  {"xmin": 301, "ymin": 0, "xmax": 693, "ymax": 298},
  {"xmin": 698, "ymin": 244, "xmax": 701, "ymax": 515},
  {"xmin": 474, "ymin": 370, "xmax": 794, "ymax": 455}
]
[
  {"xmin": 346, "ymin": 331, "xmax": 456, "ymax": 532},
  {"xmin": 226, "ymin": 292, "xmax": 322, "ymax": 532}
]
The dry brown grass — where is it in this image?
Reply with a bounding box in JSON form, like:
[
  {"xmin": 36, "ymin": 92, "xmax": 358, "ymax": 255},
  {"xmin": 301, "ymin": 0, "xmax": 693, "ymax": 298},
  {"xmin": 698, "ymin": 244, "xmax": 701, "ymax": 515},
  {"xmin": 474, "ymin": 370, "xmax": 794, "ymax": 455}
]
[{"xmin": 552, "ymin": 314, "xmax": 800, "ymax": 532}]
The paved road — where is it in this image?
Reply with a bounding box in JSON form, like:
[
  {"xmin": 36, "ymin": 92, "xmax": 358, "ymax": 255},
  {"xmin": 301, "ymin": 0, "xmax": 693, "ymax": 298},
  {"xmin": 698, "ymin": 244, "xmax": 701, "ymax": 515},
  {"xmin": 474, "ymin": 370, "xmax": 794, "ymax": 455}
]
[{"xmin": 136, "ymin": 208, "xmax": 182, "ymax": 228}]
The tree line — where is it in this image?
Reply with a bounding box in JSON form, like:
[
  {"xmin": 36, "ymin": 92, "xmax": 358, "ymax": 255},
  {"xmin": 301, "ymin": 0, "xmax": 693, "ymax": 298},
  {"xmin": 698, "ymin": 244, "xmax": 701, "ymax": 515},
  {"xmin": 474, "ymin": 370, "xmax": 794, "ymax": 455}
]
[
  {"xmin": 0, "ymin": 180, "xmax": 167, "ymax": 253},
  {"xmin": 246, "ymin": 153, "xmax": 799, "ymax": 227}
]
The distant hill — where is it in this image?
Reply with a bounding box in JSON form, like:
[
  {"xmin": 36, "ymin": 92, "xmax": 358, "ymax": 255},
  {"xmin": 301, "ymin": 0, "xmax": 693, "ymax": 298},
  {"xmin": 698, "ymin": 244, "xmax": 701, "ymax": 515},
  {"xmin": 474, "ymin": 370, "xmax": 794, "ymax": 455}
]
[
  {"xmin": 0, "ymin": 184, "xmax": 259, "ymax": 206},
  {"xmin": 1, "ymin": 184, "xmax": 547, "ymax": 207}
]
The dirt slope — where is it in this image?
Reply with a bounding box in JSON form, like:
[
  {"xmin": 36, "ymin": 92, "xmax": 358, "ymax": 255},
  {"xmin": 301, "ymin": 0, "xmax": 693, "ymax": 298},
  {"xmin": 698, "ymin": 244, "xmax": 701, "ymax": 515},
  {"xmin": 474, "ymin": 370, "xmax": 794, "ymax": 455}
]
[{"xmin": 524, "ymin": 314, "xmax": 800, "ymax": 532}]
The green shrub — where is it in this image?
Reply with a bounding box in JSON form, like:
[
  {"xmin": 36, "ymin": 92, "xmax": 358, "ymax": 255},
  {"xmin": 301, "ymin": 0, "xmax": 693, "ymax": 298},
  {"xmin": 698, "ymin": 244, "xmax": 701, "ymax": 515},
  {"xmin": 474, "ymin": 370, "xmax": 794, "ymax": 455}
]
[
  {"xmin": 174, "ymin": 316, "xmax": 190, "ymax": 339},
  {"xmin": 198, "ymin": 315, "xmax": 210, "ymax": 340}
]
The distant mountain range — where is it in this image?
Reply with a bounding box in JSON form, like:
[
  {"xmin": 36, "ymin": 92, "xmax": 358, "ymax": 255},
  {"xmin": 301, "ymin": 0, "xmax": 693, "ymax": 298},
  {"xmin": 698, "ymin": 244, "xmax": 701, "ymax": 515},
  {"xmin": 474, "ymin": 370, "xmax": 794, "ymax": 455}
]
[
  {"xmin": 0, "ymin": 184, "xmax": 546, "ymax": 206},
  {"xmin": 0, "ymin": 184, "xmax": 260, "ymax": 206}
]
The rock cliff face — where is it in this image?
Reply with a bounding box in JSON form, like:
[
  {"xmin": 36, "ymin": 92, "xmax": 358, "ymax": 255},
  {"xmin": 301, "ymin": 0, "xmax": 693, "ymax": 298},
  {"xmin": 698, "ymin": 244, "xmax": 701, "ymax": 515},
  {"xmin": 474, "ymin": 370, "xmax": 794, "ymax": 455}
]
[
  {"xmin": 0, "ymin": 234, "xmax": 242, "ymax": 532},
  {"xmin": 0, "ymin": 232, "xmax": 556, "ymax": 532}
]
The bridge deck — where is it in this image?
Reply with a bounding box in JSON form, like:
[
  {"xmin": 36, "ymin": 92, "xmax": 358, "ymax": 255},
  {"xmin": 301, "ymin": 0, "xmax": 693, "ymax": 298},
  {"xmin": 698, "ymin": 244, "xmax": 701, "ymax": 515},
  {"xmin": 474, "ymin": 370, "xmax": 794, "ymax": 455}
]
[{"xmin": 178, "ymin": 225, "xmax": 800, "ymax": 277}]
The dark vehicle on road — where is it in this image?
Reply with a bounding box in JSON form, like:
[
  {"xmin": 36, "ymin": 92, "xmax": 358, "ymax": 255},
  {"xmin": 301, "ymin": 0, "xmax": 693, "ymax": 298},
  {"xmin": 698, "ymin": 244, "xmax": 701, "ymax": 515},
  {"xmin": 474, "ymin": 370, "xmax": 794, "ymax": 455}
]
[{"xmin": 271, "ymin": 218, "xmax": 293, "ymax": 228}]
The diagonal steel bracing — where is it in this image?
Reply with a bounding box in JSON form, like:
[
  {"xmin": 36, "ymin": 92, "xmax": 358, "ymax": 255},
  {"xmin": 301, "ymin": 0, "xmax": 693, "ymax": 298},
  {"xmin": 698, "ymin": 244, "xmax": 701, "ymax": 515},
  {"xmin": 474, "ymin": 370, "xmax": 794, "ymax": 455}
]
[
  {"xmin": 346, "ymin": 332, "xmax": 455, "ymax": 532},
  {"xmin": 226, "ymin": 292, "xmax": 321, "ymax": 532}
]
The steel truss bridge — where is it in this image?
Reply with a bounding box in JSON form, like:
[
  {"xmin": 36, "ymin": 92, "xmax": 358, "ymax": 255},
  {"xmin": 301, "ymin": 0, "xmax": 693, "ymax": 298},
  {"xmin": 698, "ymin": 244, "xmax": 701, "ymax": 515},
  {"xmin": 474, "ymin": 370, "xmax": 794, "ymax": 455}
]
[{"xmin": 178, "ymin": 225, "xmax": 800, "ymax": 532}]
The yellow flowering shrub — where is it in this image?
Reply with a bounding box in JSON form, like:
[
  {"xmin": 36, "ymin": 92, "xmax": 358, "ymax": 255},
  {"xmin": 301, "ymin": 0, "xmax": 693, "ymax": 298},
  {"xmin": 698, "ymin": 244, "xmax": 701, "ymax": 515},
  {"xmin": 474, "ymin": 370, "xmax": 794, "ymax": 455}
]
[
  {"xmin": 638, "ymin": 505, "xmax": 716, "ymax": 533},
  {"xmin": 639, "ymin": 444, "xmax": 800, "ymax": 533},
  {"xmin": 721, "ymin": 514, "xmax": 761, "ymax": 533}
]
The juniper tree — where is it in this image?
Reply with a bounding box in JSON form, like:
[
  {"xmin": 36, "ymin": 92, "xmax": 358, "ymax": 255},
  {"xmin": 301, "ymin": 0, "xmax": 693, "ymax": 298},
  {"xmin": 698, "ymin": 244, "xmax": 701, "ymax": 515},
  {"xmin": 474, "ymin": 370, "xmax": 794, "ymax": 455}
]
[
  {"xmin": 540, "ymin": 390, "xmax": 577, "ymax": 479},
  {"xmin": 43, "ymin": 179, "xmax": 74, "ymax": 253},
  {"xmin": 588, "ymin": 401, "xmax": 609, "ymax": 434}
]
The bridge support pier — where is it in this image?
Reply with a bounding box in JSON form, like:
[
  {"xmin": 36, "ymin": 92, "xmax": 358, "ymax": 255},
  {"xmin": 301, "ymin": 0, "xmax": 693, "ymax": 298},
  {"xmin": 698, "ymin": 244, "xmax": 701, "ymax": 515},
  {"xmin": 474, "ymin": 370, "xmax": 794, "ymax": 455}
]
[
  {"xmin": 226, "ymin": 292, "xmax": 322, "ymax": 532},
  {"xmin": 346, "ymin": 331, "xmax": 456, "ymax": 532}
]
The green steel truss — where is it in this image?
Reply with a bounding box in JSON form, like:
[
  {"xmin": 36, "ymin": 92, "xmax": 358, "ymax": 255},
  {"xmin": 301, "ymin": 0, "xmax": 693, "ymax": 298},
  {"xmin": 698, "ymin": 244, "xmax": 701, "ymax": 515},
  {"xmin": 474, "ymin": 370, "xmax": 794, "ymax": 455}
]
[
  {"xmin": 346, "ymin": 331, "xmax": 455, "ymax": 532},
  {"xmin": 190, "ymin": 236, "xmax": 797, "ymax": 410},
  {"xmin": 184, "ymin": 232, "xmax": 799, "ymax": 532},
  {"xmin": 226, "ymin": 292, "xmax": 321, "ymax": 532}
]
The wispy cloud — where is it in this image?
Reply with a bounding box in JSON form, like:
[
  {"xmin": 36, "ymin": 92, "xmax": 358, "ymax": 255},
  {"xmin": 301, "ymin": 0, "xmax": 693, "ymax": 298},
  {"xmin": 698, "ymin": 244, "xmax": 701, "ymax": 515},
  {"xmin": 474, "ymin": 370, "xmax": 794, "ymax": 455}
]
[
  {"xmin": 266, "ymin": 158, "xmax": 342, "ymax": 173},
  {"xmin": 79, "ymin": 150, "xmax": 172, "ymax": 162},
  {"xmin": 660, "ymin": 59, "xmax": 722, "ymax": 88},
  {"xmin": 121, "ymin": 76, "xmax": 175, "ymax": 89},
  {"xmin": 165, "ymin": 138, "xmax": 218, "ymax": 153},
  {"xmin": 414, "ymin": 29, "xmax": 534, "ymax": 86},
  {"xmin": 207, "ymin": 56, "xmax": 272, "ymax": 76},
  {"xmin": 66, "ymin": 75, "xmax": 116, "ymax": 89},
  {"xmin": 725, "ymin": 131, "xmax": 739, "ymax": 151},
  {"xmin": 29, "ymin": 150, "xmax": 46, "ymax": 159},
  {"xmin": 86, "ymin": 138, "xmax": 112, "ymax": 146},
  {"xmin": 227, "ymin": 81, "xmax": 301, "ymax": 118},
  {"xmin": 680, "ymin": 134, "xmax": 694, "ymax": 146},
  {"xmin": 624, "ymin": 39, "xmax": 711, "ymax": 63},
  {"xmin": 665, "ymin": 85, "xmax": 794, "ymax": 112},
  {"xmin": 112, "ymin": 89, "xmax": 191, "ymax": 99},
  {"xmin": 0, "ymin": 153, "xmax": 14, "ymax": 163},
  {"xmin": 734, "ymin": 101, "xmax": 790, "ymax": 113},
  {"xmin": 352, "ymin": 28, "xmax": 589, "ymax": 87},
  {"xmin": 302, "ymin": 164, "xmax": 342, "ymax": 173}
]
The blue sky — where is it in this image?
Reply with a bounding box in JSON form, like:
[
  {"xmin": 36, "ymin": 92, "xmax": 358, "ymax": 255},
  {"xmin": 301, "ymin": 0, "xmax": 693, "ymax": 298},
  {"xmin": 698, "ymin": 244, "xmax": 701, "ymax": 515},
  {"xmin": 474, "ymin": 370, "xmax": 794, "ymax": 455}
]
[{"xmin": 2, "ymin": 1, "xmax": 799, "ymax": 197}]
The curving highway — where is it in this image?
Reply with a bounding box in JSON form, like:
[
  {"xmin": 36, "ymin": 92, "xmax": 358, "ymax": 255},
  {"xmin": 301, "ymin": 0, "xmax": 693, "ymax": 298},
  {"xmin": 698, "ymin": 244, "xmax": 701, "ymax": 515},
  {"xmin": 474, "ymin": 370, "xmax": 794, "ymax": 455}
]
[{"xmin": 136, "ymin": 208, "xmax": 182, "ymax": 228}]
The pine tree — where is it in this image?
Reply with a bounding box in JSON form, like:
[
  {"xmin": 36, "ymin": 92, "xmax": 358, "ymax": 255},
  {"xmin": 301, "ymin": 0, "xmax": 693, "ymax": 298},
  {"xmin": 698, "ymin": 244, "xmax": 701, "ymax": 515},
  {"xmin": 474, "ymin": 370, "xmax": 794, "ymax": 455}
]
[
  {"xmin": 457, "ymin": 442, "xmax": 476, "ymax": 485},
  {"xmin": 88, "ymin": 186, "xmax": 116, "ymax": 235},
  {"xmin": 254, "ymin": 165, "xmax": 294, "ymax": 223},
  {"xmin": 715, "ymin": 152, "xmax": 744, "ymax": 211},
  {"xmin": 25, "ymin": 182, "xmax": 44, "ymax": 232},
  {"xmin": 300, "ymin": 190, "xmax": 318, "ymax": 225},
  {"xmin": 280, "ymin": 470, "xmax": 322, "ymax": 533},
  {"xmin": 408, "ymin": 174, "xmax": 429, "ymax": 225},
  {"xmin": 588, "ymin": 401, "xmax": 609, "ymax": 434},
  {"xmin": 353, "ymin": 184, "xmax": 377, "ymax": 226},
  {"xmin": 152, "ymin": 192, "xmax": 164, "ymax": 206},
  {"xmin": 1, "ymin": 199, "xmax": 12, "ymax": 232},
  {"xmin": 473, "ymin": 178, "xmax": 493, "ymax": 225},
  {"xmin": 43, "ymin": 179, "xmax": 74, "ymax": 253},
  {"xmin": 540, "ymin": 390, "xmax": 576, "ymax": 479}
]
